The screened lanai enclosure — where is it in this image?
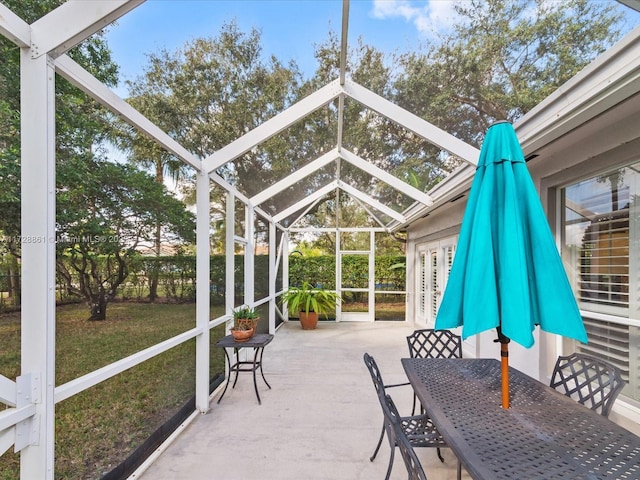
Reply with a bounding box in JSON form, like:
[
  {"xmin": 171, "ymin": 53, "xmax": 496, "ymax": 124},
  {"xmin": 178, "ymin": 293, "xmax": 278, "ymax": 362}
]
[{"xmin": 2, "ymin": 0, "xmax": 640, "ymax": 478}]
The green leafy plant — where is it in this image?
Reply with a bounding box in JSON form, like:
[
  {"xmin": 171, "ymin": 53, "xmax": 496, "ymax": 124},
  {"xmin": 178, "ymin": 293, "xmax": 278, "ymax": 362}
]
[
  {"xmin": 233, "ymin": 305, "xmax": 259, "ymax": 330},
  {"xmin": 233, "ymin": 305, "xmax": 258, "ymax": 320},
  {"xmin": 280, "ymin": 281, "xmax": 341, "ymax": 319}
]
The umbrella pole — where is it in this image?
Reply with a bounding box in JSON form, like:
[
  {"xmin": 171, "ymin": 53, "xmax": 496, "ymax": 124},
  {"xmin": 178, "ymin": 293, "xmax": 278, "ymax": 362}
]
[
  {"xmin": 496, "ymin": 327, "xmax": 511, "ymax": 409},
  {"xmin": 500, "ymin": 342, "xmax": 509, "ymax": 409}
]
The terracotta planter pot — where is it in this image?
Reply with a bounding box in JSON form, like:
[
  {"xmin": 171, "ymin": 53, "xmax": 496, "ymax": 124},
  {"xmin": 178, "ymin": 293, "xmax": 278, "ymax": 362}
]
[
  {"xmin": 231, "ymin": 327, "xmax": 254, "ymax": 342},
  {"xmin": 236, "ymin": 317, "xmax": 259, "ymax": 332},
  {"xmin": 299, "ymin": 311, "xmax": 319, "ymax": 330}
]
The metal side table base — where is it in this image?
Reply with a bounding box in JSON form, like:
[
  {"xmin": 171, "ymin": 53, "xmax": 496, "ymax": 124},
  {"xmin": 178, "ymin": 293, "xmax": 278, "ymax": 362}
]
[{"xmin": 215, "ymin": 333, "xmax": 274, "ymax": 404}]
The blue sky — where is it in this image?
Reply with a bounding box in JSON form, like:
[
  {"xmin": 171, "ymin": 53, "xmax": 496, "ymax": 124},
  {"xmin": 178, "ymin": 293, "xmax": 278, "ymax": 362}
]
[
  {"xmin": 103, "ymin": 0, "xmax": 459, "ymax": 93},
  {"xmin": 104, "ymin": 0, "xmax": 640, "ymax": 96}
]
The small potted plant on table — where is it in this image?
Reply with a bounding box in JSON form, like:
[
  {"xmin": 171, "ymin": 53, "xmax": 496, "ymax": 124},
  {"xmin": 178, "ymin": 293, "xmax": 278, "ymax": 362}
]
[
  {"xmin": 231, "ymin": 305, "xmax": 259, "ymax": 341},
  {"xmin": 281, "ymin": 281, "xmax": 341, "ymax": 330}
]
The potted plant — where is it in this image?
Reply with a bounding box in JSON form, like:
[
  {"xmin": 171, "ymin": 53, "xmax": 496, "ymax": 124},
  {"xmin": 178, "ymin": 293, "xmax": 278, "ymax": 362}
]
[
  {"xmin": 231, "ymin": 305, "xmax": 259, "ymax": 341},
  {"xmin": 280, "ymin": 281, "xmax": 341, "ymax": 330}
]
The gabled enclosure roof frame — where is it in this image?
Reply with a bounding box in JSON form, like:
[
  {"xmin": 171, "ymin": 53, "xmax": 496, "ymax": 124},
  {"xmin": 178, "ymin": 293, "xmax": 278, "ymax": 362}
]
[{"xmin": 0, "ymin": 3, "xmax": 482, "ymax": 476}]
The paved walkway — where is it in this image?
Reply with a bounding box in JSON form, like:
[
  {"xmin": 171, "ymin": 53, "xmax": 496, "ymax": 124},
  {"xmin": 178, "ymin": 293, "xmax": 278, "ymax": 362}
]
[{"xmin": 133, "ymin": 321, "xmax": 467, "ymax": 480}]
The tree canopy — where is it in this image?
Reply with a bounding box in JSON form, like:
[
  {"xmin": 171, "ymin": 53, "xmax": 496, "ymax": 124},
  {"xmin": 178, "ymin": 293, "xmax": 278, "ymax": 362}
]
[
  {"xmin": 56, "ymin": 157, "xmax": 195, "ymax": 320},
  {"xmin": 392, "ymin": 0, "xmax": 624, "ymax": 147},
  {"xmin": 0, "ymin": 0, "xmax": 119, "ymax": 246},
  {"xmin": 0, "ymin": 0, "xmax": 197, "ymax": 316}
]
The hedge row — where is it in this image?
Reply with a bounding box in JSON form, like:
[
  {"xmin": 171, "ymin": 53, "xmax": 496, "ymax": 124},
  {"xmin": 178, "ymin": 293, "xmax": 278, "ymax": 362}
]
[{"xmin": 1, "ymin": 254, "xmax": 406, "ymax": 307}]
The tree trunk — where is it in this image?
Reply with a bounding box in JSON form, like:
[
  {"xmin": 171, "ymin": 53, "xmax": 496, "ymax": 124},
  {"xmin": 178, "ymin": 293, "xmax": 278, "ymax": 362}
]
[
  {"xmin": 148, "ymin": 161, "xmax": 164, "ymax": 302},
  {"xmin": 148, "ymin": 225, "xmax": 160, "ymax": 302},
  {"xmin": 89, "ymin": 296, "xmax": 107, "ymax": 321},
  {"xmin": 148, "ymin": 271, "xmax": 159, "ymax": 302},
  {"xmin": 7, "ymin": 254, "xmax": 20, "ymax": 307}
]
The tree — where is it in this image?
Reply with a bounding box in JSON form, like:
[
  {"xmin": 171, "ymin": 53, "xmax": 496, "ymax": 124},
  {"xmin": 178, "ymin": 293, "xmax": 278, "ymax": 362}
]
[
  {"xmin": 392, "ymin": 0, "xmax": 624, "ymax": 148},
  {"xmin": 56, "ymin": 157, "xmax": 195, "ymax": 320},
  {"xmin": 121, "ymin": 21, "xmax": 303, "ymax": 261},
  {"xmin": 0, "ymin": 0, "xmax": 120, "ymax": 307}
]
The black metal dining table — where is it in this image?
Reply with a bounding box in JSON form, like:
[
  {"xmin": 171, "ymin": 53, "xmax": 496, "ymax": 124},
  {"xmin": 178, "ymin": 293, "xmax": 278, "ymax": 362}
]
[{"xmin": 402, "ymin": 357, "xmax": 640, "ymax": 479}]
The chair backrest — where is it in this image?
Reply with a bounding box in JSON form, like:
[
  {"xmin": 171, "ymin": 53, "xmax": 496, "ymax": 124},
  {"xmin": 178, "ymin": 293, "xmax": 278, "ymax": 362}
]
[
  {"xmin": 549, "ymin": 352, "xmax": 625, "ymax": 417},
  {"xmin": 406, "ymin": 329, "xmax": 462, "ymax": 359},
  {"xmin": 363, "ymin": 353, "xmax": 398, "ymax": 450},
  {"xmin": 383, "ymin": 394, "xmax": 428, "ymax": 480},
  {"xmin": 363, "ymin": 352, "xmax": 386, "ymax": 398}
]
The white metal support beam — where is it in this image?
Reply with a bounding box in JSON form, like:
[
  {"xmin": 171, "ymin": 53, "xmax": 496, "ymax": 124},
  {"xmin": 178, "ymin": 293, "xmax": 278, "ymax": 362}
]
[
  {"xmin": 352, "ymin": 196, "xmax": 389, "ymax": 229},
  {"xmin": 0, "ymin": 375, "xmax": 16, "ymax": 407},
  {"xmin": 55, "ymin": 328, "xmax": 201, "ymax": 403},
  {"xmin": 55, "ymin": 55, "xmax": 203, "ymax": 172},
  {"xmin": 616, "ymin": 0, "xmax": 640, "ymax": 12},
  {"xmin": 225, "ymin": 193, "xmax": 235, "ymax": 328},
  {"xmin": 335, "ymin": 228, "xmax": 341, "ymax": 319},
  {"xmin": 20, "ymin": 50, "xmax": 55, "ymax": 480},
  {"xmin": 0, "ymin": 3, "xmax": 30, "ymax": 47},
  {"xmin": 289, "ymin": 197, "xmax": 324, "ymax": 229},
  {"xmin": 337, "ymin": 181, "xmax": 405, "ymax": 223},
  {"xmin": 195, "ymin": 171, "xmax": 210, "ymax": 413},
  {"xmin": 245, "ymin": 204, "xmax": 255, "ymax": 309},
  {"xmin": 30, "ymin": 0, "xmax": 144, "ymax": 58},
  {"xmin": 289, "ymin": 227, "xmax": 386, "ymax": 233},
  {"xmin": 341, "ymin": 79, "xmax": 480, "ymax": 165},
  {"xmin": 0, "ymin": 405, "xmax": 36, "ymax": 453},
  {"xmin": 337, "ymin": 94, "xmax": 346, "ymax": 150},
  {"xmin": 339, "ymin": 0, "xmax": 349, "ymax": 86},
  {"xmin": 250, "ymin": 148, "xmax": 339, "ymax": 205},
  {"xmin": 203, "ymin": 79, "xmax": 343, "ymax": 172},
  {"xmin": 273, "ymin": 182, "xmax": 338, "ymax": 223},
  {"xmin": 340, "ymin": 148, "xmax": 433, "ymax": 206},
  {"xmin": 281, "ymin": 230, "xmax": 290, "ymax": 320},
  {"xmin": 338, "ymin": 0, "xmax": 349, "ymax": 149},
  {"xmin": 268, "ymin": 220, "xmax": 276, "ymax": 333},
  {"xmin": 0, "ymin": 372, "xmax": 40, "ymax": 457},
  {"xmin": 208, "ymin": 172, "xmax": 253, "ymax": 205}
]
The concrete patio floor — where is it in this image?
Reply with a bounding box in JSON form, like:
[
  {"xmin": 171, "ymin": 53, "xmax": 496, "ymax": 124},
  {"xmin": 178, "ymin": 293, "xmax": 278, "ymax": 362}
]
[{"xmin": 132, "ymin": 321, "xmax": 469, "ymax": 480}]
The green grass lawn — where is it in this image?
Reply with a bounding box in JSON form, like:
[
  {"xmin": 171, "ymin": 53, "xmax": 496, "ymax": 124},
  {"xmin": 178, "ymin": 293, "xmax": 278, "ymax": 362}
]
[
  {"xmin": 0, "ymin": 301, "xmax": 227, "ymax": 480},
  {"xmin": 0, "ymin": 299, "xmax": 404, "ymax": 479}
]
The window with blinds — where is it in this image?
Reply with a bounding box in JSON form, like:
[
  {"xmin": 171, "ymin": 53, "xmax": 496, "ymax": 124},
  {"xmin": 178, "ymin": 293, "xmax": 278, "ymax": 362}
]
[
  {"xmin": 562, "ymin": 161, "xmax": 640, "ymax": 401},
  {"xmin": 419, "ymin": 252, "xmax": 426, "ymax": 316}
]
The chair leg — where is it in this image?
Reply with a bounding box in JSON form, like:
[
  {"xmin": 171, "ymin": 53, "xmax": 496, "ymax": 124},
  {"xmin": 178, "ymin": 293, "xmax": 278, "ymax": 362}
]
[
  {"xmin": 437, "ymin": 447, "xmax": 444, "ymax": 463},
  {"xmin": 370, "ymin": 422, "xmax": 385, "ymax": 461},
  {"xmin": 384, "ymin": 446, "xmax": 395, "ymax": 480},
  {"xmin": 457, "ymin": 460, "xmax": 462, "ymax": 480}
]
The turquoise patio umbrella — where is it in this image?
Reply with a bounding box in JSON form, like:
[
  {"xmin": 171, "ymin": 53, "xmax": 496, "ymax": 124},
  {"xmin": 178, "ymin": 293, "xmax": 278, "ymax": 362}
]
[{"xmin": 435, "ymin": 121, "xmax": 588, "ymax": 408}]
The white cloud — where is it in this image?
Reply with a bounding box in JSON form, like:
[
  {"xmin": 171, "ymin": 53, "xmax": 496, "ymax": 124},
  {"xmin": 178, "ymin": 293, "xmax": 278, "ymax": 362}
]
[{"xmin": 371, "ymin": 0, "xmax": 458, "ymax": 35}]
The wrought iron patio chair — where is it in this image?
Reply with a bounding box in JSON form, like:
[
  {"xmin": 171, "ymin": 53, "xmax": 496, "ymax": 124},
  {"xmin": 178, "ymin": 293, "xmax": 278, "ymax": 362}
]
[
  {"xmin": 383, "ymin": 393, "xmax": 428, "ymax": 480},
  {"xmin": 363, "ymin": 353, "xmax": 447, "ymax": 480},
  {"xmin": 549, "ymin": 352, "xmax": 625, "ymax": 417},
  {"xmin": 406, "ymin": 329, "xmax": 462, "ymax": 415}
]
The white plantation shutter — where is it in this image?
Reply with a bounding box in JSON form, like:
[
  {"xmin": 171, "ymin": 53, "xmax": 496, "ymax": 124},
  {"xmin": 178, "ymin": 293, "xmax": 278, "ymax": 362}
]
[
  {"xmin": 430, "ymin": 250, "xmax": 438, "ymax": 319},
  {"xmin": 578, "ymin": 318, "xmax": 629, "ymax": 380},
  {"xmin": 562, "ymin": 161, "xmax": 640, "ymax": 401},
  {"xmin": 445, "ymin": 245, "xmax": 455, "ymax": 282},
  {"xmin": 577, "ymin": 204, "xmax": 629, "ymax": 311},
  {"xmin": 419, "ymin": 252, "xmax": 427, "ymax": 316}
]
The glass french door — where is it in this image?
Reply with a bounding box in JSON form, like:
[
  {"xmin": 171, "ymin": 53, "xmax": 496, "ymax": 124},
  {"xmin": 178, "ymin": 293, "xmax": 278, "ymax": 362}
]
[{"xmin": 417, "ymin": 238, "xmax": 456, "ymax": 327}]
